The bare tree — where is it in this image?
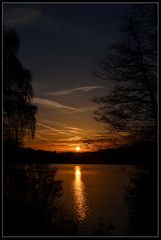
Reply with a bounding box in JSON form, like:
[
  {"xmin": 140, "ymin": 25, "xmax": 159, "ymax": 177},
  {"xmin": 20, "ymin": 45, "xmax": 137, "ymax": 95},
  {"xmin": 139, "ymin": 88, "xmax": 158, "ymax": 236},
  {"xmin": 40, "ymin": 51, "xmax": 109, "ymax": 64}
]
[{"xmin": 92, "ymin": 4, "xmax": 157, "ymax": 142}]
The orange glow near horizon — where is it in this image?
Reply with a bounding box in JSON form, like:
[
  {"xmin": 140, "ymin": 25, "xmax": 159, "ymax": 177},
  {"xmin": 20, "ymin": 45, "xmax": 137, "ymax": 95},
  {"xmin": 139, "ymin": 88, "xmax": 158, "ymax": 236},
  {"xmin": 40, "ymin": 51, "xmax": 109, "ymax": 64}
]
[
  {"xmin": 22, "ymin": 121, "xmax": 131, "ymax": 152},
  {"xmin": 23, "ymin": 141, "xmax": 93, "ymax": 152},
  {"xmin": 23, "ymin": 130, "xmax": 130, "ymax": 152}
]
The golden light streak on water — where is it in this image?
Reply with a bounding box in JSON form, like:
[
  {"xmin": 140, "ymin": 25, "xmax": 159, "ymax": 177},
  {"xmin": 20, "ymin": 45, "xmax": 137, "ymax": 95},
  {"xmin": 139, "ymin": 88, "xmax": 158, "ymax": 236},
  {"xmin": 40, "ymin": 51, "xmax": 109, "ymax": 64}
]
[{"xmin": 73, "ymin": 166, "xmax": 88, "ymax": 222}]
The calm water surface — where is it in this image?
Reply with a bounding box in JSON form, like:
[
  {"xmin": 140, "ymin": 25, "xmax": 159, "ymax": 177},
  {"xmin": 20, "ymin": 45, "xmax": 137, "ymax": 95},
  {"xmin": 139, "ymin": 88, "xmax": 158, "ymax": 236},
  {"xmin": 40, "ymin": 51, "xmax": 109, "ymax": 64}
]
[{"xmin": 51, "ymin": 164, "xmax": 137, "ymax": 235}]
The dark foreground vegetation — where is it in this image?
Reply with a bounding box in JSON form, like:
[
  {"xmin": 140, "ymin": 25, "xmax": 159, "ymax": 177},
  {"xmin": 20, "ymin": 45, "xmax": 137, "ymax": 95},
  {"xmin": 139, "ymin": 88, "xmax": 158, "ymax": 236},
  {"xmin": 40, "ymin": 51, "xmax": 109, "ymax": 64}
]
[
  {"xmin": 3, "ymin": 165, "xmax": 78, "ymax": 236},
  {"xmin": 125, "ymin": 164, "xmax": 158, "ymax": 236}
]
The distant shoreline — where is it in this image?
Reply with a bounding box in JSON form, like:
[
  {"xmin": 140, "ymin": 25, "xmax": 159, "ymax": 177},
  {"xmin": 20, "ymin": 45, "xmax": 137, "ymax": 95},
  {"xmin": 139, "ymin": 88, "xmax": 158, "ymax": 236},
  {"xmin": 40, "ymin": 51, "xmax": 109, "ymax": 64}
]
[{"xmin": 3, "ymin": 141, "xmax": 157, "ymax": 166}]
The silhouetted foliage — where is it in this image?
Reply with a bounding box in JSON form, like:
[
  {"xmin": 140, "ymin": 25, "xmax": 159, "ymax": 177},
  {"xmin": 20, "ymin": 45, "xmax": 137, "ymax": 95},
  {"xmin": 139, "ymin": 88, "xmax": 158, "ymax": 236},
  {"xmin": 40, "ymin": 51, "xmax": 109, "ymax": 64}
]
[
  {"xmin": 3, "ymin": 27, "xmax": 37, "ymax": 146},
  {"xmin": 92, "ymin": 5, "xmax": 157, "ymax": 142},
  {"xmin": 125, "ymin": 163, "xmax": 157, "ymax": 236},
  {"xmin": 3, "ymin": 164, "xmax": 78, "ymax": 236}
]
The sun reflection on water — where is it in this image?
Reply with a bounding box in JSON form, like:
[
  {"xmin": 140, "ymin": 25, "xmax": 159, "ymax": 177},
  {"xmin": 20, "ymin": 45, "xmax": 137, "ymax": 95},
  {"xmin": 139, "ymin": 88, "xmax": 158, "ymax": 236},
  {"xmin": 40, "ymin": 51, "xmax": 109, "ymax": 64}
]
[{"xmin": 73, "ymin": 166, "xmax": 88, "ymax": 222}]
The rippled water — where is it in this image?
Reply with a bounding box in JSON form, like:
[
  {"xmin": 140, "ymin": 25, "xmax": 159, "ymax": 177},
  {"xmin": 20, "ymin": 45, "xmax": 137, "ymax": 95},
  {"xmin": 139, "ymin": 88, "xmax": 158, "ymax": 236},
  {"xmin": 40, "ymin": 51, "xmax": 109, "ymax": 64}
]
[
  {"xmin": 73, "ymin": 166, "xmax": 88, "ymax": 221},
  {"xmin": 52, "ymin": 164, "xmax": 137, "ymax": 235}
]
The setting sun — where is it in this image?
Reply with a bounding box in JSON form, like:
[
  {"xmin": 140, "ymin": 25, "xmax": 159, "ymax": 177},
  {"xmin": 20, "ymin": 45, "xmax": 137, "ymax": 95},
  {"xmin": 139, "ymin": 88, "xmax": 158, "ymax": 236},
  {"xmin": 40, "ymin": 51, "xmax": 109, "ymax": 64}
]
[{"xmin": 75, "ymin": 146, "xmax": 81, "ymax": 152}]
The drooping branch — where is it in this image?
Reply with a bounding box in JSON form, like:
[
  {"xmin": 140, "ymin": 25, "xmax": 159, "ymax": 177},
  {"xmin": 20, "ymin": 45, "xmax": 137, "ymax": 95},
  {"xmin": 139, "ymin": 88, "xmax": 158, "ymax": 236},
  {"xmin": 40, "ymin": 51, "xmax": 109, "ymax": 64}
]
[{"xmin": 3, "ymin": 27, "xmax": 38, "ymax": 145}]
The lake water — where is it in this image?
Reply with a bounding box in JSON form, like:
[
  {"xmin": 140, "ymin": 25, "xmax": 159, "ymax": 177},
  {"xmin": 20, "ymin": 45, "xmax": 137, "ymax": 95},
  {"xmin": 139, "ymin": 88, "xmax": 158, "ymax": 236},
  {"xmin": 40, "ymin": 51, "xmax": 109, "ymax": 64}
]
[
  {"xmin": 4, "ymin": 163, "xmax": 156, "ymax": 236},
  {"xmin": 51, "ymin": 164, "xmax": 137, "ymax": 236}
]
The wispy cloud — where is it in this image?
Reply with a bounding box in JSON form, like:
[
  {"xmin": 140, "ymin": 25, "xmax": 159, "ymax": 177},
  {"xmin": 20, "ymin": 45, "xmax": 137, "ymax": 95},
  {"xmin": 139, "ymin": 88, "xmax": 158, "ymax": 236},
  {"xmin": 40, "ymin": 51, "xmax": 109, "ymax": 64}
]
[
  {"xmin": 41, "ymin": 120, "xmax": 87, "ymax": 132},
  {"xmin": 58, "ymin": 136, "xmax": 82, "ymax": 142},
  {"xmin": 64, "ymin": 126, "xmax": 83, "ymax": 131},
  {"xmin": 35, "ymin": 133, "xmax": 49, "ymax": 142},
  {"xmin": 43, "ymin": 86, "xmax": 103, "ymax": 96},
  {"xmin": 37, "ymin": 123, "xmax": 59, "ymax": 132},
  {"xmin": 37, "ymin": 123, "xmax": 71, "ymax": 135},
  {"xmin": 37, "ymin": 123, "xmax": 85, "ymax": 136},
  {"xmin": 34, "ymin": 97, "xmax": 84, "ymax": 112},
  {"xmin": 39, "ymin": 119, "xmax": 100, "ymax": 135},
  {"xmin": 4, "ymin": 8, "xmax": 42, "ymax": 27}
]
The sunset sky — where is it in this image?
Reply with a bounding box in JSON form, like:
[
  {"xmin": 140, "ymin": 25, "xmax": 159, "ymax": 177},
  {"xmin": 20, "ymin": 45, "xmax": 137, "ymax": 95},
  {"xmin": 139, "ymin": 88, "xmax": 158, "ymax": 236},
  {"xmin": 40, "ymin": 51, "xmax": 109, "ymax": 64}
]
[{"xmin": 3, "ymin": 3, "xmax": 135, "ymax": 152}]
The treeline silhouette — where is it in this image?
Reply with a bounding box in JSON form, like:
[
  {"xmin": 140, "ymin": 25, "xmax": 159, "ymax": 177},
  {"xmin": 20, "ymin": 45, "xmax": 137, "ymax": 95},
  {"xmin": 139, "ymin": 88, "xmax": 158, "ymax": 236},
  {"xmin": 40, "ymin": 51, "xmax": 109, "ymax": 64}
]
[{"xmin": 4, "ymin": 141, "xmax": 157, "ymax": 165}]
